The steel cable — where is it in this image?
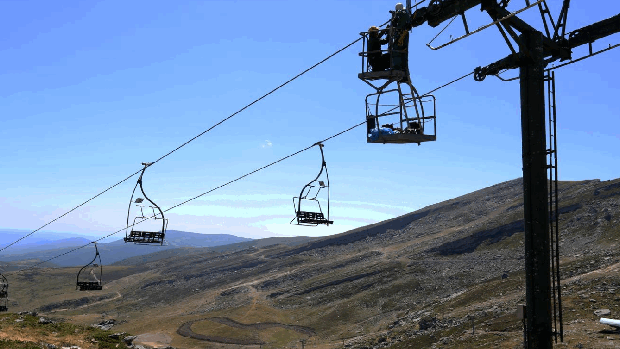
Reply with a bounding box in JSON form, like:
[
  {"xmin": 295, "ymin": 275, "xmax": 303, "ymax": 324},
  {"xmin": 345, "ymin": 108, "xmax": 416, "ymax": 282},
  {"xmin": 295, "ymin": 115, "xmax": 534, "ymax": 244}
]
[
  {"xmin": 0, "ymin": 169, "xmax": 142, "ymax": 253},
  {"xmin": 1, "ymin": 38, "xmax": 361, "ymax": 254},
  {"xmin": 14, "ymin": 67, "xmax": 474, "ymax": 272},
  {"xmin": 149, "ymin": 38, "xmax": 362, "ymax": 166},
  {"xmin": 20, "ymin": 121, "xmax": 367, "ymax": 271}
]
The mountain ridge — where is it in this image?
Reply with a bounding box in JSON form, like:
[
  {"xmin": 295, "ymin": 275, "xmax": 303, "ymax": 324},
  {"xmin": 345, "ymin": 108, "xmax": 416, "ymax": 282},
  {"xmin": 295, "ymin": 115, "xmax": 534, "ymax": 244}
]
[{"xmin": 0, "ymin": 230, "xmax": 253, "ymax": 267}]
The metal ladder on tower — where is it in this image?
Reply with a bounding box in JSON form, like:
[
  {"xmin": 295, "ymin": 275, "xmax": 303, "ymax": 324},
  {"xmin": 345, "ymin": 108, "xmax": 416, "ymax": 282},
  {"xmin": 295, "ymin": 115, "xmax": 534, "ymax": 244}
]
[{"xmin": 545, "ymin": 70, "xmax": 563, "ymax": 343}]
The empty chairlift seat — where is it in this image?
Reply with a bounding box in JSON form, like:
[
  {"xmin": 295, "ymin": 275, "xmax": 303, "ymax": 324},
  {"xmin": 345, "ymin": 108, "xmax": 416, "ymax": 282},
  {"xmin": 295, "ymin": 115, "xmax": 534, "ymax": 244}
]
[
  {"xmin": 124, "ymin": 162, "xmax": 168, "ymax": 245},
  {"xmin": 291, "ymin": 146, "xmax": 334, "ymax": 226},
  {"xmin": 76, "ymin": 243, "xmax": 103, "ymax": 291}
]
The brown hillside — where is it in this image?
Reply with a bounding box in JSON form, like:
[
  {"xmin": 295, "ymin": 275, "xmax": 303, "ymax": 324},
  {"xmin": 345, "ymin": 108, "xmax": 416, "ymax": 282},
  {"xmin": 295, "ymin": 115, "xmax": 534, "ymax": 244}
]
[{"xmin": 2, "ymin": 177, "xmax": 620, "ymax": 348}]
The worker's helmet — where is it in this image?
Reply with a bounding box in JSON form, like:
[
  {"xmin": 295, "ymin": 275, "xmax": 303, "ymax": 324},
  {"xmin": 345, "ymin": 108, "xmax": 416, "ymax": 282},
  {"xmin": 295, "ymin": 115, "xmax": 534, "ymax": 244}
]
[
  {"xmin": 369, "ymin": 26, "xmax": 379, "ymax": 32},
  {"xmin": 395, "ymin": 2, "xmax": 404, "ymax": 11}
]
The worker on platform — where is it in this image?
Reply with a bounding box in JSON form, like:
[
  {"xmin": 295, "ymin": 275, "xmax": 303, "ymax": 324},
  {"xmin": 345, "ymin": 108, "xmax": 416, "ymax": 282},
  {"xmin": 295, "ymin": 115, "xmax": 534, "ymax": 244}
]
[
  {"xmin": 391, "ymin": 2, "xmax": 411, "ymax": 71},
  {"xmin": 367, "ymin": 26, "xmax": 390, "ymax": 72},
  {"xmin": 408, "ymin": 121, "xmax": 422, "ymax": 134}
]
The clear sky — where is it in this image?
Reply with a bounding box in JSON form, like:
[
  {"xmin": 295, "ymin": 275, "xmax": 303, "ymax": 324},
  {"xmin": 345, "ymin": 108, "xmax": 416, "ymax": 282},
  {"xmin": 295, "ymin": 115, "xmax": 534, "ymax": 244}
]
[{"xmin": 2, "ymin": 0, "xmax": 619, "ymax": 242}]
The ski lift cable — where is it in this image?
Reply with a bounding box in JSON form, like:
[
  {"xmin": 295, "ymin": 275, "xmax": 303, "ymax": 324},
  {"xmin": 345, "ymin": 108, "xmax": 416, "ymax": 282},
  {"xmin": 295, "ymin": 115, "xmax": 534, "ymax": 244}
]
[
  {"xmin": 148, "ymin": 38, "xmax": 363, "ymax": 167},
  {"xmin": 425, "ymin": 71, "xmax": 474, "ymax": 95},
  {"xmin": 17, "ymin": 122, "xmax": 366, "ymax": 271},
  {"xmin": 426, "ymin": 0, "xmax": 545, "ymax": 50},
  {"xmin": 14, "ymin": 70, "xmax": 474, "ymax": 272},
  {"xmin": 0, "ymin": 37, "xmax": 362, "ymax": 254},
  {"xmin": 0, "ymin": 169, "xmax": 143, "ymax": 254},
  {"xmin": 375, "ymin": 71, "xmax": 474, "ymax": 119},
  {"xmin": 426, "ymin": 15, "xmax": 459, "ymax": 47}
]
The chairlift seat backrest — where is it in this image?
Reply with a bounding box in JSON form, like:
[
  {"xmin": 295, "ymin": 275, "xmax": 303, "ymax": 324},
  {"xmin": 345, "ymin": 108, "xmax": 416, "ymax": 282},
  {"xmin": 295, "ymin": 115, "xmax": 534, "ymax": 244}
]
[
  {"xmin": 124, "ymin": 230, "xmax": 165, "ymax": 244},
  {"xmin": 77, "ymin": 281, "xmax": 103, "ymax": 291},
  {"xmin": 296, "ymin": 211, "xmax": 333, "ymax": 225},
  {"xmin": 298, "ymin": 211, "xmax": 325, "ymax": 220}
]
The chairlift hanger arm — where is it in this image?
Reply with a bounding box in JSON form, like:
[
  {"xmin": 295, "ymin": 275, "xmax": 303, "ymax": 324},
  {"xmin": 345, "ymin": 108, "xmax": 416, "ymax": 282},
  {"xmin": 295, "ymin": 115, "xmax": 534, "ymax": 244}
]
[
  {"xmin": 126, "ymin": 180, "xmax": 140, "ymax": 231},
  {"xmin": 79, "ymin": 244, "xmax": 101, "ymax": 272},
  {"xmin": 136, "ymin": 163, "xmax": 166, "ymax": 226},
  {"xmin": 296, "ymin": 144, "xmax": 328, "ymax": 213},
  {"xmin": 308, "ymin": 143, "xmax": 327, "ymax": 185}
]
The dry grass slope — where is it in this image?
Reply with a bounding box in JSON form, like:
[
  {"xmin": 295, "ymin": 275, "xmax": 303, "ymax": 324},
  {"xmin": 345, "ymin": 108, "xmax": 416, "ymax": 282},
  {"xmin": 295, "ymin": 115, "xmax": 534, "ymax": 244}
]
[{"xmin": 1, "ymin": 177, "xmax": 619, "ymax": 348}]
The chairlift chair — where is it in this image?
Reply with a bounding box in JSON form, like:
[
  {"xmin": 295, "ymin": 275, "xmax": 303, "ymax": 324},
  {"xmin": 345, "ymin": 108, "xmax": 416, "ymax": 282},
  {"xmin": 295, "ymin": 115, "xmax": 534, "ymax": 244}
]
[
  {"xmin": 358, "ymin": 9, "xmax": 437, "ymax": 145},
  {"xmin": 76, "ymin": 243, "xmax": 103, "ymax": 291},
  {"xmin": 124, "ymin": 162, "xmax": 168, "ymax": 245},
  {"xmin": 0, "ymin": 273, "xmax": 7, "ymax": 311},
  {"xmin": 291, "ymin": 143, "xmax": 333, "ymax": 226}
]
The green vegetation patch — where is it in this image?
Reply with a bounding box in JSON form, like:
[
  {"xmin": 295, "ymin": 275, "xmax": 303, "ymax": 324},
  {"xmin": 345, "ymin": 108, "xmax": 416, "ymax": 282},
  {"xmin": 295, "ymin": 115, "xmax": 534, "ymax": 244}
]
[
  {"xmin": 258, "ymin": 327, "xmax": 308, "ymax": 348},
  {"xmin": 0, "ymin": 339, "xmax": 41, "ymax": 349},
  {"xmin": 0, "ymin": 313, "xmax": 131, "ymax": 349},
  {"xmin": 437, "ymin": 271, "xmax": 526, "ymax": 313},
  {"xmin": 179, "ymin": 317, "xmax": 313, "ymax": 348},
  {"xmin": 191, "ymin": 320, "xmax": 257, "ymax": 341},
  {"xmin": 390, "ymin": 333, "xmax": 438, "ymax": 348}
]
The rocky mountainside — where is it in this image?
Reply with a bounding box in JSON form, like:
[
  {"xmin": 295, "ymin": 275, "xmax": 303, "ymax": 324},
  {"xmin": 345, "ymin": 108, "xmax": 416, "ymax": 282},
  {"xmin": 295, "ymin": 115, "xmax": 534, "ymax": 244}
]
[{"xmin": 3, "ymin": 177, "xmax": 620, "ymax": 349}]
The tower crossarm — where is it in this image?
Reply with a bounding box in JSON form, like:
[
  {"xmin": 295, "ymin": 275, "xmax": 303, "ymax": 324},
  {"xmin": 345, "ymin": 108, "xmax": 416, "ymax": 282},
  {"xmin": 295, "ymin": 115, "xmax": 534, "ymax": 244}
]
[
  {"xmin": 410, "ymin": 0, "xmax": 567, "ymax": 56},
  {"xmin": 484, "ymin": 2, "xmax": 567, "ymax": 54},
  {"xmin": 568, "ymin": 13, "xmax": 620, "ymax": 49},
  {"xmin": 411, "ymin": 0, "xmax": 483, "ymax": 28},
  {"xmin": 474, "ymin": 12, "xmax": 620, "ymax": 81}
]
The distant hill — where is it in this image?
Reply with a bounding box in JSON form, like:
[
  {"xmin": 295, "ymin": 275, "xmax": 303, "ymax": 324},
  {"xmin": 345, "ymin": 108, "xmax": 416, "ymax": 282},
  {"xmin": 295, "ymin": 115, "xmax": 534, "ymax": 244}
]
[
  {"xmin": 106, "ymin": 230, "xmax": 252, "ymax": 247},
  {"xmin": 111, "ymin": 235, "xmax": 320, "ymax": 266},
  {"xmin": 0, "ymin": 229, "xmax": 97, "ymax": 247},
  {"xmin": 0, "ymin": 236, "xmax": 92, "ymax": 255},
  {"xmin": 0, "ymin": 230, "xmax": 252, "ymax": 267}
]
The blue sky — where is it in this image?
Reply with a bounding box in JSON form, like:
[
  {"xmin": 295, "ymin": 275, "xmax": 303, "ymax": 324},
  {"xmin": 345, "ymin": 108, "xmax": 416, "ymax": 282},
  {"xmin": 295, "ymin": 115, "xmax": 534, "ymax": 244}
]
[{"xmin": 1, "ymin": 0, "xmax": 619, "ymax": 243}]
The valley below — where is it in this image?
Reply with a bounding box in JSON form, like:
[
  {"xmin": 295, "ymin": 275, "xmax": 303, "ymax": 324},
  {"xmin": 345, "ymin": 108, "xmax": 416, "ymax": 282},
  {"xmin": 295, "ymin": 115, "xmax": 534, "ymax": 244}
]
[{"xmin": 2, "ymin": 177, "xmax": 620, "ymax": 348}]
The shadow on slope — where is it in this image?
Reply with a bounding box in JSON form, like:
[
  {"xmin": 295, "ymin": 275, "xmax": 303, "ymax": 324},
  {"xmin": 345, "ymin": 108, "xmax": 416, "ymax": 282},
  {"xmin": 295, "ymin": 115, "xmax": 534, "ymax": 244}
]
[
  {"xmin": 430, "ymin": 220, "xmax": 525, "ymax": 256},
  {"xmin": 276, "ymin": 210, "xmax": 430, "ymax": 257}
]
